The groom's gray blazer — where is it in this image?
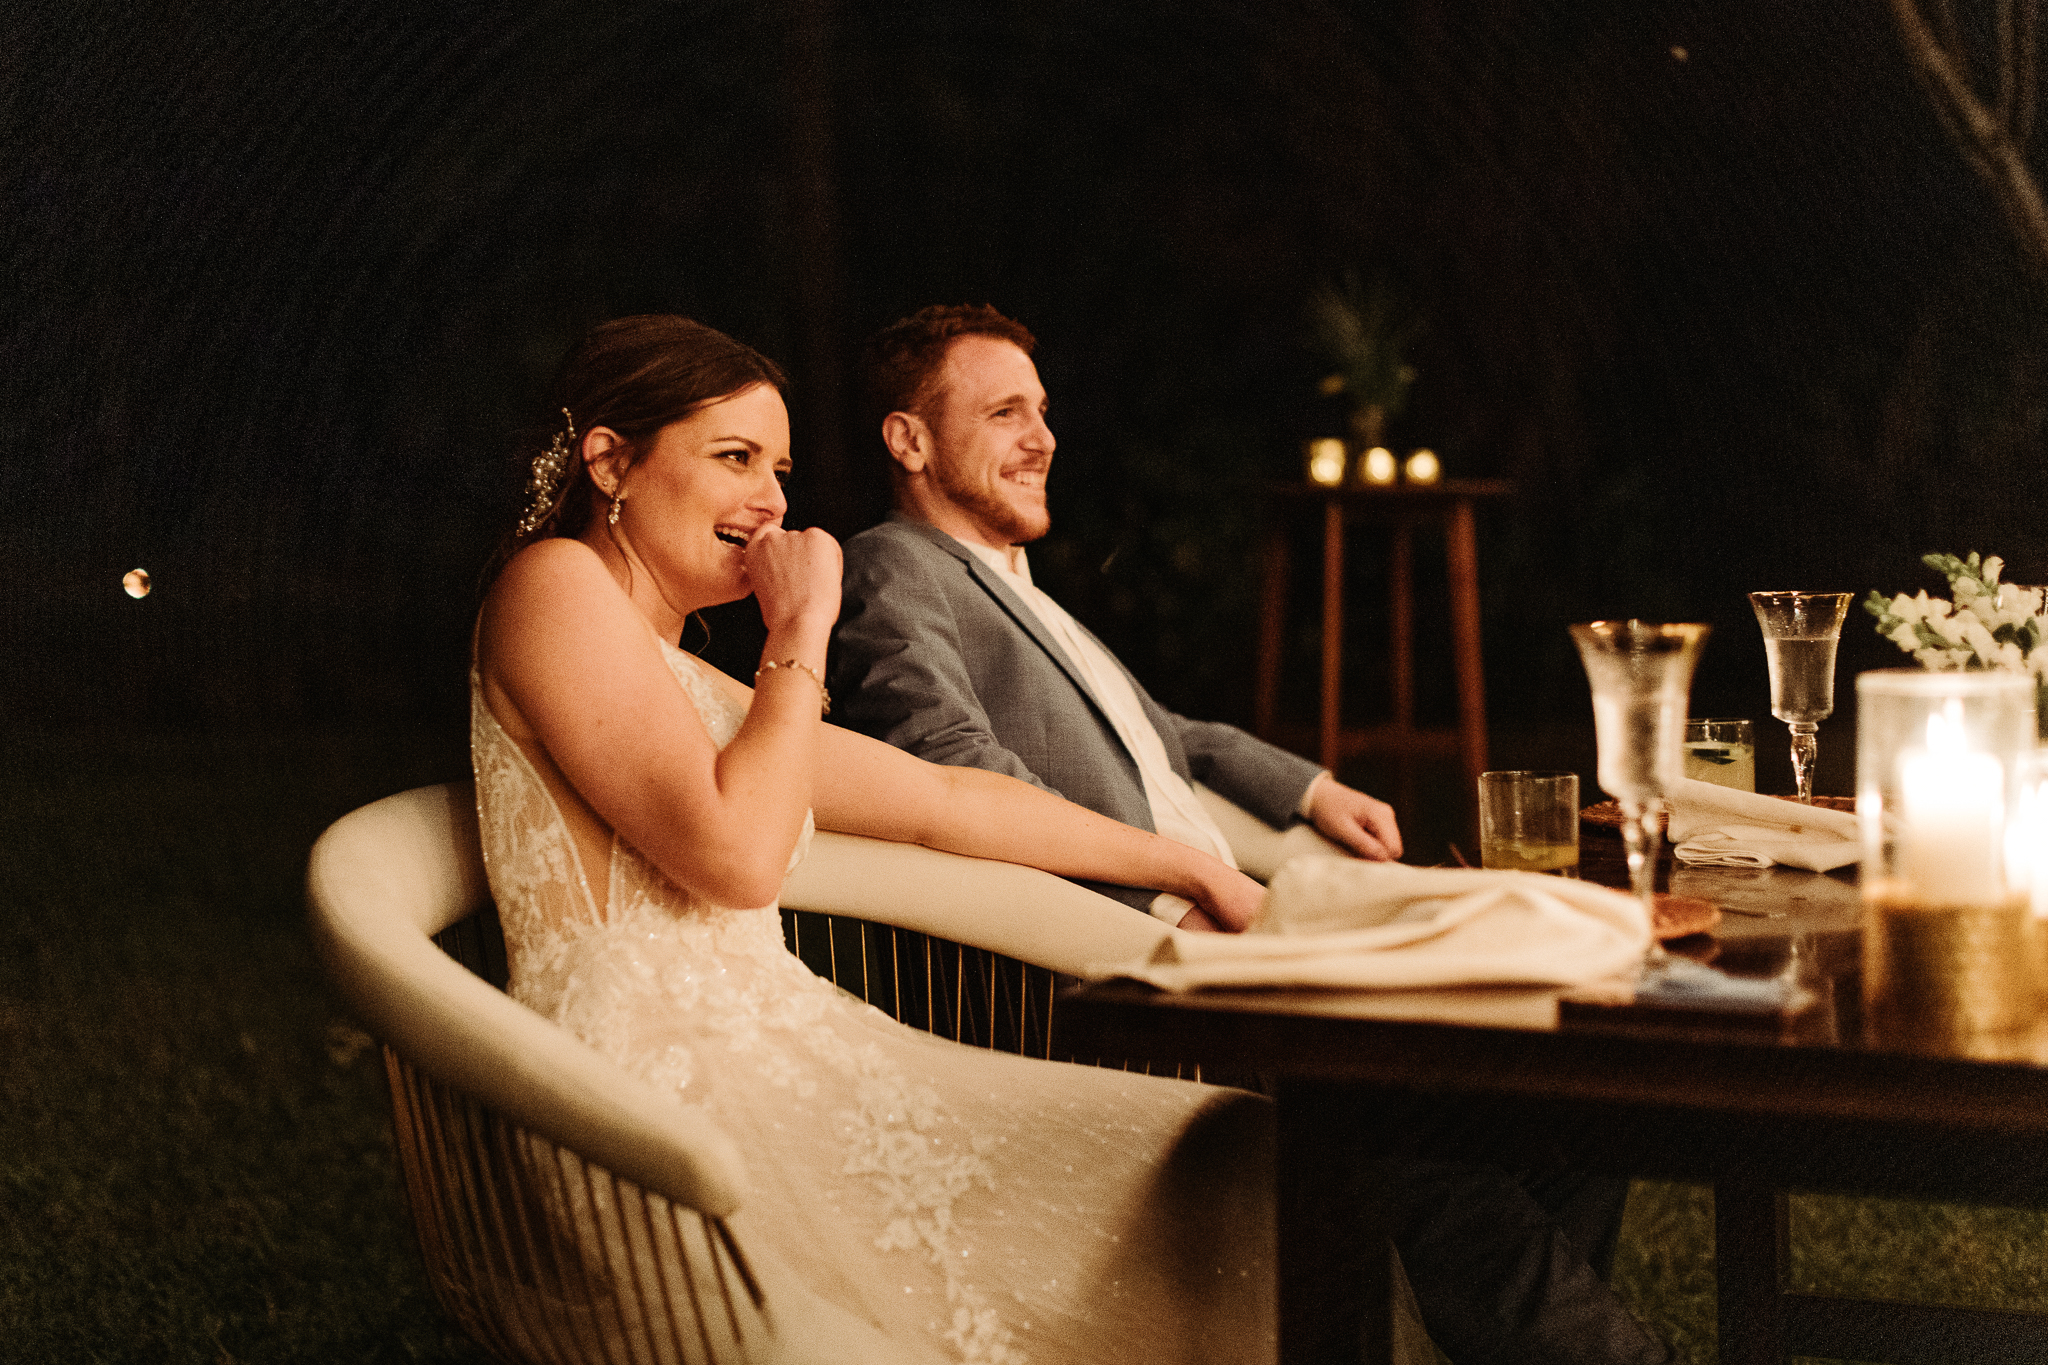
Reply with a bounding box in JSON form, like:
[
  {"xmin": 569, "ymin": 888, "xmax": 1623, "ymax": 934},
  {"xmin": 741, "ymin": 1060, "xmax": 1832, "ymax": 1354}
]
[{"xmin": 831, "ymin": 515, "xmax": 1322, "ymax": 910}]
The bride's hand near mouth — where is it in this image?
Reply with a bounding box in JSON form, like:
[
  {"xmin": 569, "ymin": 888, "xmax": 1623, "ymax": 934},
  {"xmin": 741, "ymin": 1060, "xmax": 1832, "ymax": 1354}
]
[{"xmin": 745, "ymin": 525, "xmax": 842, "ymax": 645}]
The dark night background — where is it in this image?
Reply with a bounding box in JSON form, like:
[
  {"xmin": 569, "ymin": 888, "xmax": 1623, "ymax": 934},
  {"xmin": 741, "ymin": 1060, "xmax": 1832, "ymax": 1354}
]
[
  {"xmin": 10, "ymin": 0, "xmax": 2045, "ymax": 765},
  {"xmin": 9, "ymin": 0, "xmax": 2048, "ymax": 1356}
]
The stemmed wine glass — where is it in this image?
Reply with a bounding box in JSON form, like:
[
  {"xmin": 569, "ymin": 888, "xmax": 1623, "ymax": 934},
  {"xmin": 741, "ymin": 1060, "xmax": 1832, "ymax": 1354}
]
[
  {"xmin": 1570, "ymin": 621, "xmax": 1712, "ymax": 947},
  {"xmin": 1747, "ymin": 591, "xmax": 1851, "ymax": 804}
]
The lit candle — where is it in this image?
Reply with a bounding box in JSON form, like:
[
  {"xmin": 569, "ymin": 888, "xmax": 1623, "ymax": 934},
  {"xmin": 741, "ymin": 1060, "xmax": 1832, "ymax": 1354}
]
[
  {"xmin": 1359, "ymin": 446, "xmax": 1397, "ymax": 486},
  {"xmin": 1898, "ymin": 705, "xmax": 2007, "ymax": 905},
  {"xmin": 1304, "ymin": 438, "xmax": 1346, "ymax": 487},
  {"xmin": 1404, "ymin": 449, "xmax": 1441, "ymax": 485}
]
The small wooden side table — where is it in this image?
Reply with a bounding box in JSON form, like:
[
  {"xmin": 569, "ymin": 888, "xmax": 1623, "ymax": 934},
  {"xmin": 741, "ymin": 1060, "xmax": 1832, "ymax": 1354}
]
[{"xmin": 1253, "ymin": 480, "xmax": 1511, "ymax": 830}]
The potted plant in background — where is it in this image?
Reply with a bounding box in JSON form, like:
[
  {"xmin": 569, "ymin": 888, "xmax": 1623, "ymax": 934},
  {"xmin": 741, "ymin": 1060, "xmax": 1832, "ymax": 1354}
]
[{"xmin": 1308, "ymin": 269, "xmax": 1422, "ymax": 457}]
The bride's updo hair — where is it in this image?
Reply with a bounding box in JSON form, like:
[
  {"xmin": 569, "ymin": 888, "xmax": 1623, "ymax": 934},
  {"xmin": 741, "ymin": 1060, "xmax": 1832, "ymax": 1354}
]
[{"xmin": 493, "ymin": 315, "xmax": 788, "ymax": 573}]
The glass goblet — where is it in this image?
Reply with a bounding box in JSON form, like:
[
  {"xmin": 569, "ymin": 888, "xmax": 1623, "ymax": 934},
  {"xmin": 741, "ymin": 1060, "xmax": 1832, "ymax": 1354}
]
[
  {"xmin": 1570, "ymin": 621, "xmax": 1712, "ymax": 939},
  {"xmin": 1748, "ymin": 591, "xmax": 1852, "ymax": 804}
]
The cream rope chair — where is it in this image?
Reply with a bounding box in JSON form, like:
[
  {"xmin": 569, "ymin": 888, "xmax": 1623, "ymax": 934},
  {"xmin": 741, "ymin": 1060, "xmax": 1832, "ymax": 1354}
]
[
  {"xmin": 308, "ymin": 780, "xmax": 1218, "ymax": 1362},
  {"xmin": 779, "ymin": 783, "xmax": 1345, "ymax": 1068}
]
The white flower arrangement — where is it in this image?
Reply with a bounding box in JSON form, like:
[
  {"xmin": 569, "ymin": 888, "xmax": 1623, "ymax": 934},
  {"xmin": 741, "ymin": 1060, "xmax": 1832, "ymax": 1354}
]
[{"xmin": 1865, "ymin": 552, "xmax": 2048, "ymax": 679}]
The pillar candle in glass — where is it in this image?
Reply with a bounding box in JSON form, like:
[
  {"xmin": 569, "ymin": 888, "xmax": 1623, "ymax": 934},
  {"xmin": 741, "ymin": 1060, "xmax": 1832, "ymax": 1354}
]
[{"xmin": 1856, "ymin": 669, "xmax": 2040, "ymax": 1052}]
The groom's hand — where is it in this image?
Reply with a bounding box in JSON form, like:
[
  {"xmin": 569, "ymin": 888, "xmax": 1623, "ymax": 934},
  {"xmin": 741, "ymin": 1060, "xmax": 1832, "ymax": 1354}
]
[{"xmin": 1308, "ymin": 777, "xmax": 1404, "ymax": 862}]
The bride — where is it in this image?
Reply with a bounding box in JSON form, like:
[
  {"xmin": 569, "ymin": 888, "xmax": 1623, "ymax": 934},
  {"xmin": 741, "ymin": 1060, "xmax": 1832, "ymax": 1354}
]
[
  {"xmin": 475, "ymin": 314, "xmax": 1300, "ymax": 1364},
  {"xmin": 472, "ymin": 316, "xmax": 1666, "ymax": 1365}
]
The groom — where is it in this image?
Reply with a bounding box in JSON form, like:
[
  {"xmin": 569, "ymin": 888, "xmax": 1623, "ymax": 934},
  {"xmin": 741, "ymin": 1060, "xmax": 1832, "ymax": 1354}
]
[
  {"xmin": 829, "ymin": 303, "xmax": 1403, "ymax": 929},
  {"xmin": 827, "ymin": 303, "xmax": 1671, "ymax": 1365}
]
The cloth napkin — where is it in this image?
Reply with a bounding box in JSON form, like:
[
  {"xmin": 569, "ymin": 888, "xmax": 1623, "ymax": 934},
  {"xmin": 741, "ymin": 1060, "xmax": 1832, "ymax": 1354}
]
[
  {"xmin": 1666, "ymin": 777, "xmax": 1859, "ymax": 872},
  {"xmin": 1093, "ymin": 859, "xmax": 1650, "ymax": 992}
]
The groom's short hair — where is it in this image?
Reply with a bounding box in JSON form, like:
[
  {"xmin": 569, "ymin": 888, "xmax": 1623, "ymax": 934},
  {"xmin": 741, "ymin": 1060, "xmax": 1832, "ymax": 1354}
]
[{"xmin": 860, "ymin": 304, "xmax": 1037, "ymax": 448}]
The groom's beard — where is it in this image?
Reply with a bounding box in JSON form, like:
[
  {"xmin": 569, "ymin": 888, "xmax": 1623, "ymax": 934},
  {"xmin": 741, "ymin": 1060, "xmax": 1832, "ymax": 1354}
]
[{"xmin": 930, "ymin": 464, "xmax": 1051, "ymax": 547}]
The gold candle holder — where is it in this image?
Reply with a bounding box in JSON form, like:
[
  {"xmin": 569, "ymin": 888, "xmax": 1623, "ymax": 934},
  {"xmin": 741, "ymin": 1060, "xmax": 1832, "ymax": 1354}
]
[{"xmin": 1863, "ymin": 889, "xmax": 2035, "ymax": 1053}]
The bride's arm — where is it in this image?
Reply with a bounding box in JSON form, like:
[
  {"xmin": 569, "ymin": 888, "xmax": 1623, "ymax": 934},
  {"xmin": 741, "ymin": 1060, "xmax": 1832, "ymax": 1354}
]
[
  {"xmin": 480, "ymin": 533, "xmax": 838, "ymax": 909},
  {"xmin": 487, "ymin": 530, "xmax": 1259, "ymax": 926},
  {"xmin": 808, "ymin": 725, "xmax": 1268, "ymax": 931}
]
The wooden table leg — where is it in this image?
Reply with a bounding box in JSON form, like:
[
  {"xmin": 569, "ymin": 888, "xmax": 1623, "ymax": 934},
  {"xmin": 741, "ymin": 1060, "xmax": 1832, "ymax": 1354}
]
[
  {"xmin": 1716, "ymin": 1181, "xmax": 1788, "ymax": 1365},
  {"xmin": 1389, "ymin": 518, "xmax": 1416, "ymax": 818},
  {"xmin": 1320, "ymin": 499, "xmax": 1345, "ymax": 774},
  {"xmin": 1256, "ymin": 523, "xmax": 1289, "ymax": 741},
  {"xmin": 1390, "ymin": 519, "xmax": 1415, "ymax": 731},
  {"xmin": 1445, "ymin": 498, "xmax": 1488, "ymax": 845}
]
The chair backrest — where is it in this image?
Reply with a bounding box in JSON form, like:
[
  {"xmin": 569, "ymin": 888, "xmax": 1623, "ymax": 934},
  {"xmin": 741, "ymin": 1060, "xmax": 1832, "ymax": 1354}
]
[
  {"xmin": 308, "ymin": 783, "xmax": 768, "ymax": 1364},
  {"xmin": 310, "ymin": 781, "xmax": 1210, "ymax": 1361}
]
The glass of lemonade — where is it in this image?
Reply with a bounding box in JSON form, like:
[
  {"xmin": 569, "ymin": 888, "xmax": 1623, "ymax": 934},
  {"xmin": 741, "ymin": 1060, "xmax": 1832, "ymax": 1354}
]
[
  {"xmin": 1682, "ymin": 718, "xmax": 1756, "ymax": 791},
  {"xmin": 1477, "ymin": 770, "xmax": 1580, "ymax": 876}
]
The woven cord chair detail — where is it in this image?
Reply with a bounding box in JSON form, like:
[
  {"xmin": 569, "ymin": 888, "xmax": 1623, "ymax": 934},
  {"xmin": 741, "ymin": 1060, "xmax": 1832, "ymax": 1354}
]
[
  {"xmin": 310, "ymin": 780, "xmax": 1282, "ymax": 1361},
  {"xmin": 779, "ymin": 907, "xmax": 1184, "ymax": 1072},
  {"xmin": 382, "ymin": 1036, "xmax": 769, "ymax": 1365},
  {"xmin": 779, "ymin": 786, "xmax": 1349, "ymax": 1074}
]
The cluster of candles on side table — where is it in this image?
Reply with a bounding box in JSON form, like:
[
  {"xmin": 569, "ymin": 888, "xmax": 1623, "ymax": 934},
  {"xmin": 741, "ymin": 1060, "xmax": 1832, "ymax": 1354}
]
[
  {"xmin": 1303, "ymin": 437, "xmax": 1440, "ymax": 488},
  {"xmin": 1570, "ymin": 594, "xmax": 2048, "ymax": 1053}
]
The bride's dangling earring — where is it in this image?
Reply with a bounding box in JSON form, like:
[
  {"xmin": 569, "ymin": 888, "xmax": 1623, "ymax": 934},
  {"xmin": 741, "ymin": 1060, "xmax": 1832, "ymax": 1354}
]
[{"xmin": 608, "ymin": 485, "xmax": 626, "ymax": 527}]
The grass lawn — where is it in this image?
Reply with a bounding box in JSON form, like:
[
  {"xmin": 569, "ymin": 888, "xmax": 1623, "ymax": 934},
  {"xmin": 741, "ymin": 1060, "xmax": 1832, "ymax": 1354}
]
[
  {"xmin": 1, "ymin": 728, "xmax": 487, "ymax": 1363},
  {"xmin": 5, "ymin": 728, "xmax": 2046, "ymax": 1362}
]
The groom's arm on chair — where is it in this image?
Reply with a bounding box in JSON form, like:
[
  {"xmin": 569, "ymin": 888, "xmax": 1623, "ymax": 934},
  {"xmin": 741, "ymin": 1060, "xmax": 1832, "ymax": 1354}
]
[
  {"xmin": 1170, "ymin": 714, "xmax": 1402, "ymax": 861},
  {"xmin": 1167, "ymin": 712, "xmax": 1323, "ymax": 830}
]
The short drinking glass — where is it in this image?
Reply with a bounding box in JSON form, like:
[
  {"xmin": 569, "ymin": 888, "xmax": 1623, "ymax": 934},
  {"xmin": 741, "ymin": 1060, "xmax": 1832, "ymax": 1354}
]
[
  {"xmin": 1749, "ymin": 591, "xmax": 1852, "ymax": 804},
  {"xmin": 1682, "ymin": 719, "xmax": 1756, "ymax": 792},
  {"xmin": 1478, "ymin": 771, "xmax": 1580, "ymax": 876}
]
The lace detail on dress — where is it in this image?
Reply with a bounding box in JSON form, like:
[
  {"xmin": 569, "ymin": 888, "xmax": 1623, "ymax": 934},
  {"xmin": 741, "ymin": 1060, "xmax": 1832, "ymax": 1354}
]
[{"xmin": 472, "ymin": 641, "xmax": 1027, "ymax": 1364}]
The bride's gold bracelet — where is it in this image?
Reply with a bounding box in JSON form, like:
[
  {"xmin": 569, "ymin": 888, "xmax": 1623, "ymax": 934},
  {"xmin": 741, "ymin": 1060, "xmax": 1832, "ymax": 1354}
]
[{"xmin": 755, "ymin": 658, "xmax": 831, "ymax": 717}]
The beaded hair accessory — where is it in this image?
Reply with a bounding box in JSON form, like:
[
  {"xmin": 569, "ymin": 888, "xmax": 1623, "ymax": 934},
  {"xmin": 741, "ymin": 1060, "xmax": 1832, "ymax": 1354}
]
[{"xmin": 516, "ymin": 407, "xmax": 578, "ymax": 536}]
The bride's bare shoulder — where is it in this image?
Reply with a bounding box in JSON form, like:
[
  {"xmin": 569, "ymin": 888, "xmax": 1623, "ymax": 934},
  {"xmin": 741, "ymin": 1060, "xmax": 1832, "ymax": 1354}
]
[
  {"xmin": 479, "ymin": 539, "xmax": 646, "ymax": 679},
  {"xmin": 490, "ymin": 537, "xmax": 611, "ymax": 598},
  {"xmin": 484, "ymin": 540, "xmax": 618, "ymax": 627}
]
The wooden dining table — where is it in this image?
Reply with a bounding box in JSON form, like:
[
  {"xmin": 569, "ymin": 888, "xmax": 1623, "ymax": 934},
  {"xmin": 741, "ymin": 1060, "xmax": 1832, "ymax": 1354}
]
[{"xmin": 1058, "ymin": 827, "xmax": 2048, "ymax": 1365}]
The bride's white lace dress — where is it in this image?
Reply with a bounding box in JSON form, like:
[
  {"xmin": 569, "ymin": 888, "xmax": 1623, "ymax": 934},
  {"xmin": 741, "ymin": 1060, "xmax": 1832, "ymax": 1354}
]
[{"xmin": 473, "ymin": 640, "xmax": 1277, "ymax": 1364}]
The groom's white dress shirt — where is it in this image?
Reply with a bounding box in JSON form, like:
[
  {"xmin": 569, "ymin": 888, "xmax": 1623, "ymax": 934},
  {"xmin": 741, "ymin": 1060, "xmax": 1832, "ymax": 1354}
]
[{"xmin": 958, "ymin": 539, "xmax": 1239, "ymax": 922}]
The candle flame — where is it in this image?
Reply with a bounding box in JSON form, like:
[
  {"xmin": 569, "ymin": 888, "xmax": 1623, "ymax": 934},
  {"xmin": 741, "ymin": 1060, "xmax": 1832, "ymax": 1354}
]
[
  {"xmin": 1924, "ymin": 700, "xmax": 1968, "ymax": 754},
  {"xmin": 1305, "ymin": 438, "xmax": 1346, "ymax": 487}
]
